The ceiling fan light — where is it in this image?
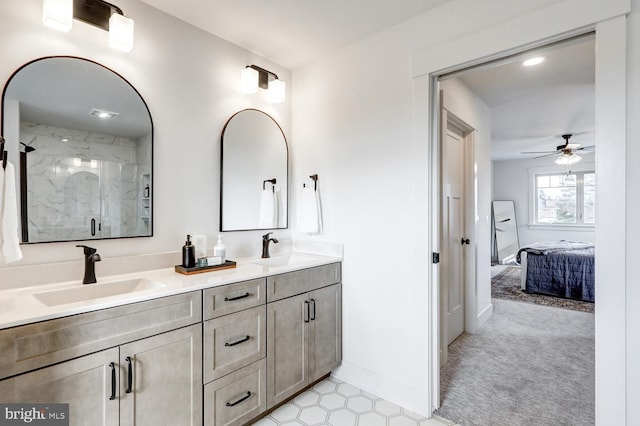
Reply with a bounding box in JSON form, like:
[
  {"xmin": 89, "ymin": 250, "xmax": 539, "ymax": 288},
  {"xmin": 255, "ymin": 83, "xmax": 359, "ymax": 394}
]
[{"xmin": 555, "ymin": 153, "xmax": 582, "ymax": 166}]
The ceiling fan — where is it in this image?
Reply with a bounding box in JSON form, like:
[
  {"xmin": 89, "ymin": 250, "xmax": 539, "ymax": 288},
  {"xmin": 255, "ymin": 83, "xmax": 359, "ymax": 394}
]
[{"xmin": 521, "ymin": 133, "xmax": 595, "ymax": 165}]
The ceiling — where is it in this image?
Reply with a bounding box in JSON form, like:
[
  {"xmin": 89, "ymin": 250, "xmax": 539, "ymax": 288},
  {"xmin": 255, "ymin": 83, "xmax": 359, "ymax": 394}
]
[
  {"xmin": 139, "ymin": 1, "xmax": 595, "ymax": 162},
  {"xmin": 454, "ymin": 35, "xmax": 596, "ymax": 161},
  {"xmin": 140, "ymin": 0, "xmax": 452, "ymax": 69}
]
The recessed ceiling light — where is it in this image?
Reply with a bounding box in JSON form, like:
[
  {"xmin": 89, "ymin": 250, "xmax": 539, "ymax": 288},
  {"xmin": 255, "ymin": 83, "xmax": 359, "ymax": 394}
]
[
  {"xmin": 523, "ymin": 57, "xmax": 545, "ymax": 67},
  {"xmin": 89, "ymin": 108, "xmax": 120, "ymax": 120}
]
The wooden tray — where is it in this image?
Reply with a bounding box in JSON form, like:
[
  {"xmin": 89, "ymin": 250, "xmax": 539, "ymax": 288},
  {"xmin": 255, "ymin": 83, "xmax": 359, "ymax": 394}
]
[{"xmin": 174, "ymin": 260, "xmax": 237, "ymax": 275}]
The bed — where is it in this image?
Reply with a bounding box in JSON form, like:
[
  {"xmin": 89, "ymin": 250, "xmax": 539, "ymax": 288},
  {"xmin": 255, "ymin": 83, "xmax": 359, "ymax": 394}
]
[{"xmin": 516, "ymin": 241, "xmax": 595, "ymax": 302}]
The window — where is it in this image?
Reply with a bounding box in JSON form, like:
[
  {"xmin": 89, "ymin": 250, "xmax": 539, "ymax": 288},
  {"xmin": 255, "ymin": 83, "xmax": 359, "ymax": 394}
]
[{"xmin": 535, "ymin": 171, "xmax": 595, "ymax": 225}]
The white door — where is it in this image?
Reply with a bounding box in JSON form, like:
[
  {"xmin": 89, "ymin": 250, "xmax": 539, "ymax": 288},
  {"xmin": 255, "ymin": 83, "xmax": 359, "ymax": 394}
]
[{"xmin": 443, "ymin": 124, "xmax": 466, "ymax": 346}]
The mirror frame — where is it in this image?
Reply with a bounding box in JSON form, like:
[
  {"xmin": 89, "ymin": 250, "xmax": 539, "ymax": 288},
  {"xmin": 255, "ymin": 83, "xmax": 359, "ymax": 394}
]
[
  {"xmin": 220, "ymin": 108, "xmax": 289, "ymax": 231},
  {"xmin": 1, "ymin": 56, "xmax": 154, "ymax": 244},
  {"xmin": 492, "ymin": 200, "xmax": 520, "ymax": 264}
]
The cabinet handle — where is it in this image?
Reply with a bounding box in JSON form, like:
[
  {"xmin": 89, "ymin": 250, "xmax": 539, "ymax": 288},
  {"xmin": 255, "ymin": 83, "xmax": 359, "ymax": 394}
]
[
  {"xmin": 125, "ymin": 356, "xmax": 133, "ymax": 394},
  {"xmin": 304, "ymin": 300, "xmax": 310, "ymax": 323},
  {"xmin": 310, "ymin": 299, "xmax": 316, "ymax": 321},
  {"xmin": 226, "ymin": 391, "xmax": 252, "ymax": 407},
  {"xmin": 109, "ymin": 362, "xmax": 116, "ymax": 401},
  {"xmin": 224, "ymin": 292, "xmax": 250, "ymax": 302},
  {"xmin": 225, "ymin": 335, "xmax": 250, "ymax": 347}
]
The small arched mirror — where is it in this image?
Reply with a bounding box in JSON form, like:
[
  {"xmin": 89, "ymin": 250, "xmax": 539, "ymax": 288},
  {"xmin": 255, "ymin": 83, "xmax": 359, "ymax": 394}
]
[
  {"xmin": 2, "ymin": 56, "xmax": 153, "ymax": 243},
  {"xmin": 220, "ymin": 109, "xmax": 288, "ymax": 231}
]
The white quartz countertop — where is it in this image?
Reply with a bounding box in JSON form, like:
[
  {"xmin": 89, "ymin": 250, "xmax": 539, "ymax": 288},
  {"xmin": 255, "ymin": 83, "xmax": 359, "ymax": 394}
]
[{"xmin": 0, "ymin": 252, "xmax": 342, "ymax": 330}]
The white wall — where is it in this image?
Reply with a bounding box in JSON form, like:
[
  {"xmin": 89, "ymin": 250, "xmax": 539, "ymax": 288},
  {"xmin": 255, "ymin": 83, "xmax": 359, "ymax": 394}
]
[
  {"xmin": 0, "ymin": 0, "xmax": 292, "ymax": 270},
  {"xmin": 493, "ymin": 157, "xmax": 596, "ymax": 245},
  {"xmin": 439, "ymin": 78, "xmax": 493, "ymax": 329},
  {"xmin": 292, "ymin": 0, "xmax": 632, "ymax": 420}
]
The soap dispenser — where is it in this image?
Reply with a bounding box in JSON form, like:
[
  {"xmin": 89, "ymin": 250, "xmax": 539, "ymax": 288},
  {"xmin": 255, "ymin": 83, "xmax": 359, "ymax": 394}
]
[
  {"xmin": 182, "ymin": 235, "xmax": 196, "ymax": 268},
  {"xmin": 213, "ymin": 235, "xmax": 226, "ymax": 263}
]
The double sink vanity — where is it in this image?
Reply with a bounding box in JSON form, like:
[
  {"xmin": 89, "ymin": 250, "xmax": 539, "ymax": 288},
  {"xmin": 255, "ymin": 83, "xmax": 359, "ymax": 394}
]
[{"xmin": 0, "ymin": 252, "xmax": 342, "ymax": 426}]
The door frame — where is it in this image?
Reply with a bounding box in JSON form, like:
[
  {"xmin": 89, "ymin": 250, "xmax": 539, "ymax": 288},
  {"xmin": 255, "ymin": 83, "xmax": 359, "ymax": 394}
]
[{"xmin": 417, "ymin": 18, "xmax": 627, "ymax": 421}]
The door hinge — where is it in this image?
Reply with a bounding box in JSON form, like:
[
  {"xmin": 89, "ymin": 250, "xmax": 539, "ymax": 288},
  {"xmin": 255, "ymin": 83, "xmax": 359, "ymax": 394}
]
[{"xmin": 432, "ymin": 252, "xmax": 440, "ymax": 264}]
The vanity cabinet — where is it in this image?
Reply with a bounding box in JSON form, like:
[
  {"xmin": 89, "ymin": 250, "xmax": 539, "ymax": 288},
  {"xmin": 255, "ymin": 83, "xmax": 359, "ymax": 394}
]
[
  {"xmin": 266, "ymin": 264, "xmax": 342, "ymax": 408},
  {"xmin": 0, "ymin": 292, "xmax": 202, "ymax": 426},
  {"xmin": 203, "ymin": 279, "xmax": 267, "ymax": 426}
]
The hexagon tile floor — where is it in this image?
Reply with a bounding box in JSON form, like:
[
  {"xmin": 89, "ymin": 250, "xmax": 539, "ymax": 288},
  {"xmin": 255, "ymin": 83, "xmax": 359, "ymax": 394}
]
[{"xmin": 253, "ymin": 377, "xmax": 457, "ymax": 426}]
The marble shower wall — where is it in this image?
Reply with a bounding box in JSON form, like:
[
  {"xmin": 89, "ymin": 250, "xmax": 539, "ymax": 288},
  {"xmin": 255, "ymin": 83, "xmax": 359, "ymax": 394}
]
[{"xmin": 21, "ymin": 122, "xmax": 149, "ymax": 242}]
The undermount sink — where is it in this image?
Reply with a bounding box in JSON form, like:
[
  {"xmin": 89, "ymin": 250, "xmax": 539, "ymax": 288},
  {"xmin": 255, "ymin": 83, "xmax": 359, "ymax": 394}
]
[
  {"xmin": 32, "ymin": 278, "xmax": 166, "ymax": 307},
  {"xmin": 250, "ymin": 253, "xmax": 317, "ymax": 267}
]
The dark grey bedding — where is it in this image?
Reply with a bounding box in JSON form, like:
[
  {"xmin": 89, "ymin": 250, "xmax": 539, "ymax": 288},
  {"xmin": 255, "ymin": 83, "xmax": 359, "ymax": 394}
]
[{"xmin": 517, "ymin": 241, "xmax": 595, "ymax": 302}]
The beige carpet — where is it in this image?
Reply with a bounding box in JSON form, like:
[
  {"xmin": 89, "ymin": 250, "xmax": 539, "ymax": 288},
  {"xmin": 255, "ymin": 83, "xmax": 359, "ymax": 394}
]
[
  {"xmin": 492, "ymin": 266, "xmax": 594, "ymax": 313},
  {"xmin": 436, "ymin": 298, "xmax": 595, "ymax": 426}
]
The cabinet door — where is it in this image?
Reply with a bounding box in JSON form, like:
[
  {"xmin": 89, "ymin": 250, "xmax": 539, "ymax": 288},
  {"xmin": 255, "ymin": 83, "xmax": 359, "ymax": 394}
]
[
  {"xmin": 120, "ymin": 324, "xmax": 202, "ymax": 426},
  {"xmin": 308, "ymin": 283, "xmax": 342, "ymax": 382},
  {"xmin": 0, "ymin": 347, "xmax": 119, "ymax": 426},
  {"xmin": 267, "ymin": 293, "xmax": 309, "ymax": 408}
]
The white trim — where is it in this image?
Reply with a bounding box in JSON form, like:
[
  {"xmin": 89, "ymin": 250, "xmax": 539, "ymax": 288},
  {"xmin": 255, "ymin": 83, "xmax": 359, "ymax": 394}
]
[
  {"xmin": 527, "ymin": 224, "xmax": 595, "ymax": 231},
  {"xmin": 476, "ymin": 302, "xmax": 493, "ymax": 329}
]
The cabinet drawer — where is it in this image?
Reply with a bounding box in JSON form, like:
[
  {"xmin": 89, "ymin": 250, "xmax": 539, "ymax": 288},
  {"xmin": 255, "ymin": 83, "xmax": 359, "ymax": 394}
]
[
  {"xmin": 204, "ymin": 359, "xmax": 266, "ymax": 426},
  {"xmin": 203, "ymin": 305, "xmax": 266, "ymax": 383},
  {"xmin": 266, "ymin": 263, "xmax": 341, "ymax": 302},
  {"xmin": 203, "ymin": 279, "xmax": 265, "ymax": 320},
  {"xmin": 0, "ymin": 291, "xmax": 201, "ymax": 380}
]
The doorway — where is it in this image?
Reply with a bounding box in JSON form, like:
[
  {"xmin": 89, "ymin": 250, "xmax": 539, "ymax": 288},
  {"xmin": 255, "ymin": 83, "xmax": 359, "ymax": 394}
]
[{"xmin": 433, "ymin": 33, "xmax": 598, "ymax": 419}]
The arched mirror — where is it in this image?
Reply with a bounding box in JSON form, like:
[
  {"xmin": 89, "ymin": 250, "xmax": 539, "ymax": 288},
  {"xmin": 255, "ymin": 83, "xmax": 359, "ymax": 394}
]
[
  {"xmin": 2, "ymin": 56, "xmax": 153, "ymax": 243},
  {"xmin": 220, "ymin": 109, "xmax": 288, "ymax": 231}
]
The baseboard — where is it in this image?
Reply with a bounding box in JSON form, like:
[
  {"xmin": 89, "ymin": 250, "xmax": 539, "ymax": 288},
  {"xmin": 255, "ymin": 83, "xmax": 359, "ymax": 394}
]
[
  {"xmin": 477, "ymin": 302, "xmax": 493, "ymax": 328},
  {"xmin": 331, "ymin": 361, "xmax": 428, "ymax": 417}
]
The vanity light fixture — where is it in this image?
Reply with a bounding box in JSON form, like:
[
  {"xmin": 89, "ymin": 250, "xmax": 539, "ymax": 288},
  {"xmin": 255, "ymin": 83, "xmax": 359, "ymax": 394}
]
[
  {"xmin": 89, "ymin": 108, "xmax": 119, "ymax": 119},
  {"xmin": 43, "ymin": 0, "xmax": 134, "ymax": 52},
  {"xmin": 241, "ymin": 65, "xmax": 286, "ymax": 103}
]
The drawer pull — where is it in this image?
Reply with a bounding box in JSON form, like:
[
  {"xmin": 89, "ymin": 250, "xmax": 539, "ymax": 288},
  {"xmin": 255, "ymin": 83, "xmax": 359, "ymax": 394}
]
[
  {"xmin": 225, "ymin": 335, "xmax": 251, "ymax": 347},
  {"xmin": 226, "ymin": 391, "xmax": 252, "ymax": 407},
  {"xmin": 125, "ymin": 356, "xmax": 133, "ymax": 394},
  {"xmin": 109, "ymin": 362, "xmax": 116, "ymax": 400},
  {"xmin": 224, "ymin": 292, "xmax": 250, "ymax": 302}
]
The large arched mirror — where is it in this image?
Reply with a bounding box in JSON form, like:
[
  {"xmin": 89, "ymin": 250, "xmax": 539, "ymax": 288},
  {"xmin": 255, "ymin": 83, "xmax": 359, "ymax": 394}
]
[
  {"xmin": 220, "ymin": 109, "xmax": 288, "ymax": 231},
  {"xmin": 2, "ymin": 56, "xmax": 153, "ymax": 243}
]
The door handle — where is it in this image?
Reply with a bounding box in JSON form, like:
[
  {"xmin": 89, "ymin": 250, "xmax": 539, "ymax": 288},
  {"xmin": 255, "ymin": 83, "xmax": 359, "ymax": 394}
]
[
  {"xmin": 310, "ymin": 299, "xmax": 316, "ymax": 321},
  {"xmin": 91, "ymin": 218, "xmax": 96, "ymax": 236},
  {"xmin": 125, "ymin": 356, "xmax": 133, "ymax": 394},
  {"xmin": 461, "ymin": 237, "xmax": 470, "ymax": 245},
  {"xmin": 304, "ymin": 300, "xmax": 310, "ymax": 323},
  {"xmin": 109, "ymin": 362, "xmax": 116, "ymax": 400}
]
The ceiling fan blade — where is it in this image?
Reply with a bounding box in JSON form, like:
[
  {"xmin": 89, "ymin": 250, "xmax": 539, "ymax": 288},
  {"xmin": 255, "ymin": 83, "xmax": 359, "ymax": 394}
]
[
  {"xmin": 533, "ymin": 152, "xmax": 561, "ymax": 159},
  {"xmin": 521, "ymin": 150, "xmax": 561, "ymax": 154},
  {"xmin": 575, "ymin": 145, "xmax": 595, "ymax": 151}
]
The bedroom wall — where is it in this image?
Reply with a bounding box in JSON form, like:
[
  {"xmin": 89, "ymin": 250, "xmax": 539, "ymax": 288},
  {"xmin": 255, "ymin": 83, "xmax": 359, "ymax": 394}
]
[{"xmin": 492, "ymin": 157, "xmax": 596, "ymax": 246}]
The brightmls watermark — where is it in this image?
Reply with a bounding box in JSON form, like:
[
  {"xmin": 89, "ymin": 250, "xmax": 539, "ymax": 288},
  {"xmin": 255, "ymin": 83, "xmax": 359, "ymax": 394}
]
[{"xmin": 0, "ymin": 404, "xmax": 68, "ymax": 426}]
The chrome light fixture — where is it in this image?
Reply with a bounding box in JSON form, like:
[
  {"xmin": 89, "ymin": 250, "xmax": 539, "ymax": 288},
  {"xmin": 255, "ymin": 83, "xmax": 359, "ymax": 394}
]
[
  {"xmin": 43, "ymin": 0, "xmax": 134, "ymax": 52},
  {"xmin": 241, "ymin": 65, "xmax": 286, "ymax": 103}
]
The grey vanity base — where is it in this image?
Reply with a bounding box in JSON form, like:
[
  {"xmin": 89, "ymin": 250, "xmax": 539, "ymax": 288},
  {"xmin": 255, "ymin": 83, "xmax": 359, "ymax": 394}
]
[{"xmin": 0, "ymin": 262, "xmax": 342, "ymax": 426}]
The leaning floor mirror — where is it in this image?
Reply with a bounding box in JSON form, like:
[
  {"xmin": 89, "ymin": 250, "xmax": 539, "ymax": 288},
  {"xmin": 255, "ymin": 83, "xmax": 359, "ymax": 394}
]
[{"xmin": 492, "ymin": 200, "xmax": 520, "ymax": 264}]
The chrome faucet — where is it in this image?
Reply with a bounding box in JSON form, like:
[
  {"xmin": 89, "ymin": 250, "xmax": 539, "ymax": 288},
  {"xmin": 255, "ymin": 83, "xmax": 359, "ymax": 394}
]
[
  {"xmin": 261, "ymin": 233, "xmax": 279, "ymax": 258},
  {"xmin": 76, "ymin": 245, "xmax": 101, "ymax": 284}
]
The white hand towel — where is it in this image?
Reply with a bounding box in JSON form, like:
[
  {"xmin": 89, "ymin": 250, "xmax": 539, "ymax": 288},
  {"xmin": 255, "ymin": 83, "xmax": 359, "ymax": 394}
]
[
  {"xmin": 297, "ymin": 185, "xmax": 321, "ymax": 234},
  {"xmin": 2, "ymin": 162, "xmax": 22, "ymax": 264},
  {"xmin": 0, "ymin": 165, "xmax": 5, "ymax": 264},
  {"xmin": 258, "ymin": 189, "xmax": 276, "ymax": 228},
  {"xmin": 315, "ymin": 186, "xmax": 324, "ymax": 234}
]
